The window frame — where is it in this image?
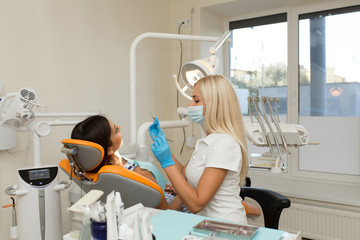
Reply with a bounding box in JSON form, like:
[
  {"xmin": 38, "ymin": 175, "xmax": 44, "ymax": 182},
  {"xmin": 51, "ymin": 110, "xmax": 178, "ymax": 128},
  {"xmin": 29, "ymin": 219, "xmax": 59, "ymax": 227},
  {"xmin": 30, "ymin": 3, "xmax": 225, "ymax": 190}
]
[{"xmin": 228, "ymin": 0, "xmax": 360, "ymax": 207}]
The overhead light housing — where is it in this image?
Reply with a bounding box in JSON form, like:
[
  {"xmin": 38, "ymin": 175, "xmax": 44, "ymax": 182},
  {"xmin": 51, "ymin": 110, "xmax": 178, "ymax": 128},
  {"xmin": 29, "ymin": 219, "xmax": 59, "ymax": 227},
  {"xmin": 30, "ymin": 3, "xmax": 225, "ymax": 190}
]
[
  {"xmin": 176, "ymin": 31, "xmax": 231, "ymax": 99},
  {"xmin": 180, "ymin": 55, "xmax": 219, "ymax": 89}
]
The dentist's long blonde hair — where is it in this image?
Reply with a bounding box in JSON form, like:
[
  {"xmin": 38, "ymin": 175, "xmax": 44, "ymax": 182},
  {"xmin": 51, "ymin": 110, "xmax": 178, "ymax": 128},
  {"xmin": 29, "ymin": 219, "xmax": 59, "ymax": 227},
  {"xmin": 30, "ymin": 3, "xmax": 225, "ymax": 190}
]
[{"xmin": 195, "ymin": 75, "xmax": 248, "ymax": 186}]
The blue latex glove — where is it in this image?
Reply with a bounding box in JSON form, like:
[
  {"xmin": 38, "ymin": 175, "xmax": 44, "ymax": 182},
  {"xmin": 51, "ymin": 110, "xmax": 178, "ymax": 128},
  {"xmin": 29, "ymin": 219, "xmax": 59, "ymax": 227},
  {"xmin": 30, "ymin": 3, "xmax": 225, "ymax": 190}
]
[
  {"xmin": 150, "ymin": 135, "xmax": 175, "ymax": 168},
  {"xmin": 149, "ymin": 117, "xmax": 165, "ymax": 141}
]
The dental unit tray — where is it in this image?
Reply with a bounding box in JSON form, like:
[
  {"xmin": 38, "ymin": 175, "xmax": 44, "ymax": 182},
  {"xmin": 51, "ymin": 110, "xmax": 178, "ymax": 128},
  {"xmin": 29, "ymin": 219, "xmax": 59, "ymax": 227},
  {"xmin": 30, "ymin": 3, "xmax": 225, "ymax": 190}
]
[
  {"xmin": 245, "ymin": 122, "xmax": 309, "ymax": 147},
  {"xmin": 190, "ymin": 220, "xmax": 259, "ymax": 239}
]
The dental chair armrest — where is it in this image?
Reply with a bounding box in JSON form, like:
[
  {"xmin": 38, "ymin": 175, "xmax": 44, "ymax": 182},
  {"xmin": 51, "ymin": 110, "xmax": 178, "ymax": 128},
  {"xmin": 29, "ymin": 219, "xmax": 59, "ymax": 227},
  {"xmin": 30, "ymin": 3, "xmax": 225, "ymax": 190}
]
[
  {"xmin": 99, "ymin": 165, "xmax": 163, "ymax": 194},
  {"xmin": 240, "ymin": 186, "xmax": 291, "ymax": 229}
]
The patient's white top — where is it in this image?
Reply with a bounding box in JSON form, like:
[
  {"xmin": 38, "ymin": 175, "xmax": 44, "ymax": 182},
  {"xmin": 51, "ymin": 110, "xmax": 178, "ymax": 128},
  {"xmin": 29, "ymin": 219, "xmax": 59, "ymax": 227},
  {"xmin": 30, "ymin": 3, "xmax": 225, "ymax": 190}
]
[{"xmin": 185, "ymin": 133, "xmax": 247, "ymax": 224}]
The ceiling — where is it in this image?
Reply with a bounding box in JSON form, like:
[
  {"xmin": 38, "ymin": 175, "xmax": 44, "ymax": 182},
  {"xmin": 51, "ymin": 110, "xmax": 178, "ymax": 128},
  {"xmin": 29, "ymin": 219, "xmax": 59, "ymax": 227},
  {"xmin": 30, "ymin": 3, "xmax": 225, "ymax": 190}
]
[{"xmin": 204, "ymin": 0, "xmax": 326, "ymax": 18}]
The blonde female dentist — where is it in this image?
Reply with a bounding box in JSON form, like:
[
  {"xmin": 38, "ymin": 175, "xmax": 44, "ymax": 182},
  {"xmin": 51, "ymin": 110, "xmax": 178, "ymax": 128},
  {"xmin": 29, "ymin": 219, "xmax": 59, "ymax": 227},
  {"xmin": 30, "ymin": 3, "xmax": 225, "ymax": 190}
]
[{"xmin": 149, "ymin": 75, "xmax": 249, "ymax": 223}]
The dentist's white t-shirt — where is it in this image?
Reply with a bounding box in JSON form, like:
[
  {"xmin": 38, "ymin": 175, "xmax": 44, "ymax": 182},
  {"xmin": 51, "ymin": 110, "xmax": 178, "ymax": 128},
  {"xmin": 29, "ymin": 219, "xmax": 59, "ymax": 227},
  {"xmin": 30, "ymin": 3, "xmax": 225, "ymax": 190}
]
[{"xmin": 185, "ymin": 133, "xmax": 247, "ymax": 224}]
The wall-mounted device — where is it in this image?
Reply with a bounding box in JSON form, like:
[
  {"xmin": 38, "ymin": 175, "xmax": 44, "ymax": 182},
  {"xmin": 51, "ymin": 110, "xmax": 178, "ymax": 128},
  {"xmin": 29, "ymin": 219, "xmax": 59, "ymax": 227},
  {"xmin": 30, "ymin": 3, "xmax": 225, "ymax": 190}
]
[
  {"xmin": 0, "ymin": 88, "xmax": 37, "ymax": 129},
  {"xmin": 1, "ymin": 87, "xmax": 97, "ymax": 239},
  {"xmin": 6, "ymin": 166, "xmax": 63, "ymax": 240}
]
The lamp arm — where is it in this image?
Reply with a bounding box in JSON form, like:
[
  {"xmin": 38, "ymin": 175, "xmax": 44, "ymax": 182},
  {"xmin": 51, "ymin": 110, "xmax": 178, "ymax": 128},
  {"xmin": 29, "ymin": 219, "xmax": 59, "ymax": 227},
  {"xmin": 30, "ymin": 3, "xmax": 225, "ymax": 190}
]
[
  {"xmin": 129, "ymin": 32, "xmax": 220, "ymax": 144},
  {"xmin": 209, "ymin": 30, "xmax": 231, "ymax": 55},
  {"xmin": 35, "ymin": 113, "xmax": 97, "ymax": 118}
]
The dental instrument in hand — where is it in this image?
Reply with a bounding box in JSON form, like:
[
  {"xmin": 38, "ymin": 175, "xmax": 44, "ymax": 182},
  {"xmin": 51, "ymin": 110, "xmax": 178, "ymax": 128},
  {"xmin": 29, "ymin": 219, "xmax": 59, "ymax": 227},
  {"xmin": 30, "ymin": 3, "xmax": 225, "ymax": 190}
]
[{"xmin": 150, "ymin": 114, "xmax": 174, "ymax": 142}]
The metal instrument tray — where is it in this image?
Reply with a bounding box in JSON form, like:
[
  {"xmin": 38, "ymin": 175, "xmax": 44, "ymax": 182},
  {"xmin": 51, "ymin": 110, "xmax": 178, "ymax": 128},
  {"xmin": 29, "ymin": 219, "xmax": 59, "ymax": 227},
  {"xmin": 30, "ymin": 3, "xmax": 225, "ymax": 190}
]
[{"xmin": 191, "ymin": 219, "xmax": 259, "ymax": 239}]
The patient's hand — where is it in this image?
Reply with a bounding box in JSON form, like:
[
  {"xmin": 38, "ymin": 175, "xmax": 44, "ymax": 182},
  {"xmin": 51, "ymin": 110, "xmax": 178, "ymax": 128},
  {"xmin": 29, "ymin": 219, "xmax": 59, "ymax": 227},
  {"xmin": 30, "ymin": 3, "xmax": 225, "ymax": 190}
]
[{"xmin": 165, "ymin": 184, "xmax": 177, "ymax": 195}]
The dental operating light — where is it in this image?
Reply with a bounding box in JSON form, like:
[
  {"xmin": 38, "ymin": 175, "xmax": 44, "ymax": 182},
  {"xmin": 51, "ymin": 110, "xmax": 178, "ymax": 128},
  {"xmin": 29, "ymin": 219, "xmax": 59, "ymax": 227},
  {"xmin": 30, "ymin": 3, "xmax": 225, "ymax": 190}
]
[
  {"xmin": 180, "ymin": 56, "xmax": 218, "ymax": 87},
  {"xmin": 176, "ymin": 31, "xmax": 231, "ymax": 100},
  {"xmin": 128, "ymin": 30, "xmax": 233, "ymax": 159},
  {"xmin": 179, "ymin": 31, "xmax": 231, "ymax": 91},
  {"xmin": 129, "ymin": 31, "xmax": 228, "ymax": 143},
  {"xmin": 175, "ymin": 56, "xmax": 219, "ymax": 100}
]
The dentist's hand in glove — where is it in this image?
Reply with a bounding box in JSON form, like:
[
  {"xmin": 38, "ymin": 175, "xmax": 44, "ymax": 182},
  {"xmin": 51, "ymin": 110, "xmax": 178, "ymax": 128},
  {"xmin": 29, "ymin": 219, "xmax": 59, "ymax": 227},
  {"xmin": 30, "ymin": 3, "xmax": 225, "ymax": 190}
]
[
  {"xmin": 149, "ymin": 117, "xmax": 165, "ymax": 141},
  {"xmin": 150, "ymin": 135, "xmax": 175, "ymax": 168}
]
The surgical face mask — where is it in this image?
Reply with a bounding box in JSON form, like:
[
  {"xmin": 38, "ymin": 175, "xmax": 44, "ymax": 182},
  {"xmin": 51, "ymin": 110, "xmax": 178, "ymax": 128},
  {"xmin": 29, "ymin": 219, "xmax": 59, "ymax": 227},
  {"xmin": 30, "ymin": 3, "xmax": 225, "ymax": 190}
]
[{"xmin": 188, "ymin": 105, "xmax": 205, "ymax": 124}]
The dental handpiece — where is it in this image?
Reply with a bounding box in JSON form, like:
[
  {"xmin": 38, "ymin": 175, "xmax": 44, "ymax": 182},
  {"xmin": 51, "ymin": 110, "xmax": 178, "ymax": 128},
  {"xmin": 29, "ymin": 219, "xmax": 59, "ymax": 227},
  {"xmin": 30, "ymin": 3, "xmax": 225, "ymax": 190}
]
[
  {"xmin": 11, "ymin": 197, "xmax": 17, "ymax": 227},
  {"xmin": 2, "ymin": 197, "xmax": 17, "ymax": 227}
]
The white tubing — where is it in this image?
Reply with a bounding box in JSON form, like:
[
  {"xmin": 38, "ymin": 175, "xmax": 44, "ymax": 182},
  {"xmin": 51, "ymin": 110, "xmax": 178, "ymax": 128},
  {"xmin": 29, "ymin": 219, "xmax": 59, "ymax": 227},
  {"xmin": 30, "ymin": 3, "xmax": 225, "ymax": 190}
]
[{"xmin": 35, "ymin": 112, "xmax": 97, "ymax": 118}]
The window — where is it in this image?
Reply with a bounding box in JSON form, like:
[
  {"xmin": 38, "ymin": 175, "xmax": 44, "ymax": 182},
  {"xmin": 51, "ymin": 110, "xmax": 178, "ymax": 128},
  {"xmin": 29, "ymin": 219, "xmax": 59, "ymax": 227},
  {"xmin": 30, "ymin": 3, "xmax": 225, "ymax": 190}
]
[
  {"xmin": 228, "ymin": 2, "xmax": 360, "ymax": 206},
  {"xmin": 299, "ymin": 6, "xmax": 360, "ymax": 117},
  {"xmin": 230, "ymin": 14, "xmax": 288, "ymax": 116},
  {"xmin": 298, "ymin": 6, "xmax": 360, "ymax": 175},
  {"xmin": 230, "ymin": 14, "xmax": 288, "ymax": 169}
]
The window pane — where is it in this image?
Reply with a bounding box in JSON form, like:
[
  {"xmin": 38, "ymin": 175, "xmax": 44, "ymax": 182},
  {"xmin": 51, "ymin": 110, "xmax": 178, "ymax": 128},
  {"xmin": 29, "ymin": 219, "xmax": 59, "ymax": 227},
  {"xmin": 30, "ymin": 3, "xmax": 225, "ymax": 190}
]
[
  {"xmin": 230, "ymin": 22, "xmax": 287, "ymax": 116},
  {"xmin": 230, "ymin": 18, "xmax": 288, "ymax": 169},
  {"xmin": 299, "ymin": 11, "xmax": 360, "ymax": 117},
  {"xmin": 299, "ymin": 8, "xmax": 360, "ymax": 175}
]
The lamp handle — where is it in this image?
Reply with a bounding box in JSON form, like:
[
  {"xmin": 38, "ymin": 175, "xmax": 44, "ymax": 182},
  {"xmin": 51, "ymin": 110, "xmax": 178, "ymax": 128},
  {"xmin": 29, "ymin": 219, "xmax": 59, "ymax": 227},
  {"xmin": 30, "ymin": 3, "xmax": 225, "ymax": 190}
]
[{"xmin": 172, "ymin": 74, "xmax": 192, "ymax": 100}]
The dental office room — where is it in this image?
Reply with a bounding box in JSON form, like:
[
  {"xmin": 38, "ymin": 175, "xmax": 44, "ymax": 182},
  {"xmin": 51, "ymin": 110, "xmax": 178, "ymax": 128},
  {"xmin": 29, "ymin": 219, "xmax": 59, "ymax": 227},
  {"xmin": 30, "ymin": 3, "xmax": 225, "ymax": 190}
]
[{"xmin": 0, "ymin": 0, "xmax": 359, "ymax": 239}]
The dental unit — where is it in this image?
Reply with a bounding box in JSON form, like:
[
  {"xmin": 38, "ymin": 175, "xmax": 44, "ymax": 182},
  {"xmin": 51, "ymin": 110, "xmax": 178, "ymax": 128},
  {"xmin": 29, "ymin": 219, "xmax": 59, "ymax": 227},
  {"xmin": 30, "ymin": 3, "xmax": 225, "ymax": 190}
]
[
  {"xmin": 0, "ymin": 87, "xmax": 96, "ymax": 240},
  {"xmin": 129, "ymin": 31, "xmax": 311, "ymax": 174},
  {"xmin": 128, "ymin": 30, "xmax": 313, "ymax": 176},
  {"xmin": 128, "ymin": 31, "xmax": 231, "ymax": 149},
  {"xmin": 246, "ymin": 96, "xmax": 310, "ymax": 172}
]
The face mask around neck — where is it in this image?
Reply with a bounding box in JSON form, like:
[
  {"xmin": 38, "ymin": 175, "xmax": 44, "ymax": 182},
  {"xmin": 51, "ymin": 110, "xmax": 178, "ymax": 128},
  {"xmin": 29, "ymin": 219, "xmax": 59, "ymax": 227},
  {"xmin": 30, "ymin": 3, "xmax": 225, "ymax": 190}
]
[{"xmin": 188, "ymin": 105, "xmax": 205, "ymax": 124}]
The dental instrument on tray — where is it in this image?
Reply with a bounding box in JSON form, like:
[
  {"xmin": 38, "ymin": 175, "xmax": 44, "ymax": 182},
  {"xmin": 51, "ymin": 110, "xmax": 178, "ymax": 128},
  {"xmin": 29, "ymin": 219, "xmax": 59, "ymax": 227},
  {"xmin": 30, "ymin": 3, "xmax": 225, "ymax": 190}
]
[{"xmin": 246, "ymin": 96, "xmax": 310, "ymax": 172}]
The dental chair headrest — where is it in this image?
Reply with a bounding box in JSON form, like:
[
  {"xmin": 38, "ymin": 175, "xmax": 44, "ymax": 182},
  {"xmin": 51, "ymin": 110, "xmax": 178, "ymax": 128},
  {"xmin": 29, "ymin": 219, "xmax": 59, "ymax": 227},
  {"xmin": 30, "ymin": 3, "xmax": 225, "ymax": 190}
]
[{"xmin": 61, "ymin": 139, "xmax": 104, "ymax": 172}]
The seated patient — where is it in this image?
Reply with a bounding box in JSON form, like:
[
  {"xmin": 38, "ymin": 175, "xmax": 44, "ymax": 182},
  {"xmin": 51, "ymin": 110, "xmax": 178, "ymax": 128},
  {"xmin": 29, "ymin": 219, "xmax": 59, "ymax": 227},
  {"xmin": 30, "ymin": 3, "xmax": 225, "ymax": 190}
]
[{"xmin": 71, "ymin": 115, "xmax": 180, "ymax": 209}]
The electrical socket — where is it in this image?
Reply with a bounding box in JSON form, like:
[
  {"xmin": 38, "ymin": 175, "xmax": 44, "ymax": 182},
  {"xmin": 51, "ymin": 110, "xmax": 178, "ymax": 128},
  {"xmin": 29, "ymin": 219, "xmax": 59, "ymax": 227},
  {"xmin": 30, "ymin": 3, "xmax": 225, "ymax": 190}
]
[{"xmin": 176, "ymin": 19, "xmax": 191, "ymax": 27}]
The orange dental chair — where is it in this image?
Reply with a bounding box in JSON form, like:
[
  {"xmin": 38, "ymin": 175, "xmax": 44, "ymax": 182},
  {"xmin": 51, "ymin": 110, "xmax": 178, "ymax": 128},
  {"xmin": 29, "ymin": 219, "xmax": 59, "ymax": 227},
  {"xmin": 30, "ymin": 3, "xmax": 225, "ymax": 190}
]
[{"xmin": 59, "ymin": 139, "xmax": 164, "ymax": 208}]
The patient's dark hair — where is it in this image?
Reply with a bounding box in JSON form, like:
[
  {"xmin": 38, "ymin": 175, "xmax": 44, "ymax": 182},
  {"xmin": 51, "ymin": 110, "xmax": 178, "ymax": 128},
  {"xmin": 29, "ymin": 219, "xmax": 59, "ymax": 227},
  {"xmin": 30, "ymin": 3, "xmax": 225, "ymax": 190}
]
[{"xmin": 71, "ymin": 115, "xmax": 112, "ymax": 172}]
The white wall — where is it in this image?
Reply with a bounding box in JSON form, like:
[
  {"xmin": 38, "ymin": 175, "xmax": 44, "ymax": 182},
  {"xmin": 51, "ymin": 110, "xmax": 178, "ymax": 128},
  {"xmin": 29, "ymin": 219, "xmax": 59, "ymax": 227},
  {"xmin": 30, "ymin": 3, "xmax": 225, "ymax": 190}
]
[{"xmin": 0, "ymin": 0, "xmax": 174, "ymax": 237}]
